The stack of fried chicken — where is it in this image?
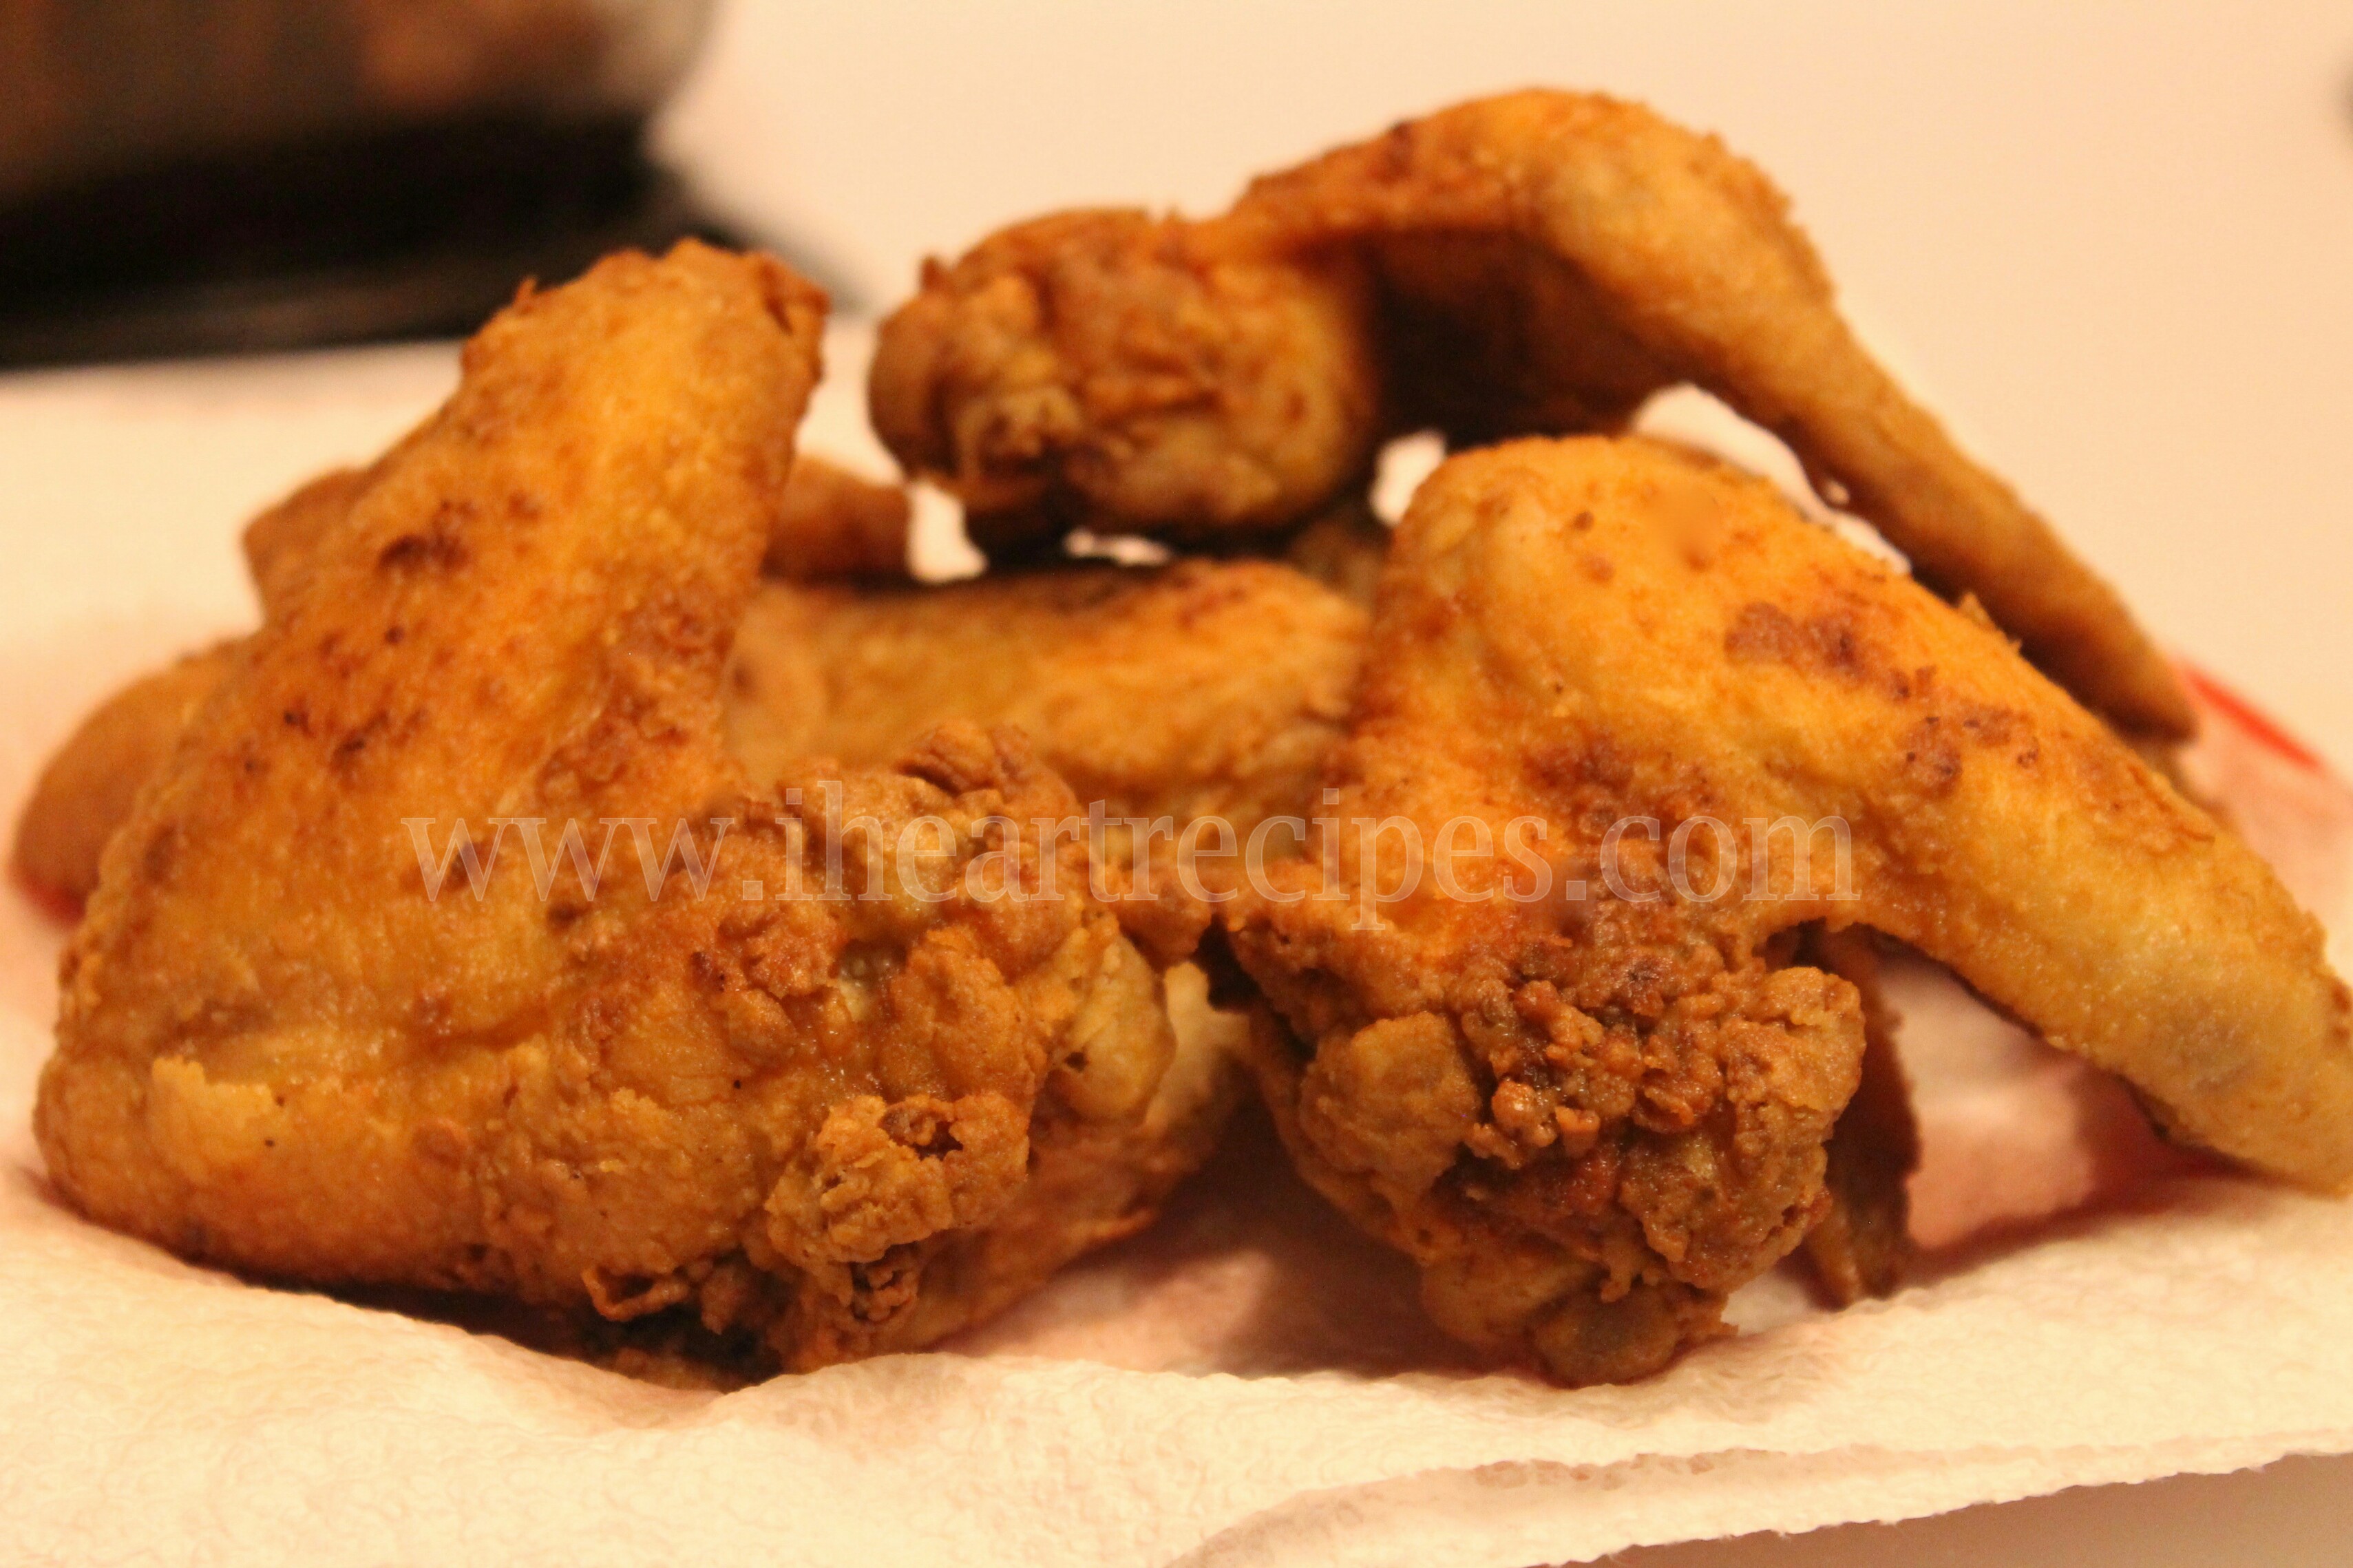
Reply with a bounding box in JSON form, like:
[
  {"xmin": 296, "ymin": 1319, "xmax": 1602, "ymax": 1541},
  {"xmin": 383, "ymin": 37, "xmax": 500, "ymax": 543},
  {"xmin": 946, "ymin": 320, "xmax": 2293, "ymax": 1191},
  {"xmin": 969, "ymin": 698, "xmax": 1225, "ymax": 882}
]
[{"xmin": 19, "ymin": 92, "xmax": 2351, "ymax": 1389}]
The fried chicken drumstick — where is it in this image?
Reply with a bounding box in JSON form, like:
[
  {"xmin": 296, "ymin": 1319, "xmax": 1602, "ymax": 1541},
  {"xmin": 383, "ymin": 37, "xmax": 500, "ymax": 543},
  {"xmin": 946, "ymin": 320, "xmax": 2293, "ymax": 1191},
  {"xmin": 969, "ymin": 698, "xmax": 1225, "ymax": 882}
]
[
  {"xmin": 34, "ymin": 243, "xmax": 1215, "ymax": 1375},
  {"xmin": 1223, "ymin": 435, "xmax": 2350, "ymax": 1385}
]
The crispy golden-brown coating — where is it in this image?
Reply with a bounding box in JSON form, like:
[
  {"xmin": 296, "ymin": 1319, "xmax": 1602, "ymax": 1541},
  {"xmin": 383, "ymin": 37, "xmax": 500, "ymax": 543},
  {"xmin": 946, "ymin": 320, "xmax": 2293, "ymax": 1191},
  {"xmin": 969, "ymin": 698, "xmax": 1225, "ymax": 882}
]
[
  {"xmin": 34, "ymin": 242, "xmax": 1203, "ymax": 1375},
  {"xmin": 1223, "ymin": 435, "xmax": 2350, "ymax": 1384},
  {"xmin": 725, "ymin": 557, "xmax": 1365, "ymax": 843},
  {"xmin": 10, "ymin": 644, "xmax": 235, "ymax": 910},
  {"xmin": 870, "ymin": 209, "xmax": 1382, "ymax": 549},
  {"xmin": 242, "ymin": 465, "xmax": 374, "ymax": 618},
  {"xmin": 1239, "ymin": 92, "xmax": 2189, "ymax": 738},
  {"xmin": 871, "ymin": 90, "xmax": 2191, "ymax": 739}
]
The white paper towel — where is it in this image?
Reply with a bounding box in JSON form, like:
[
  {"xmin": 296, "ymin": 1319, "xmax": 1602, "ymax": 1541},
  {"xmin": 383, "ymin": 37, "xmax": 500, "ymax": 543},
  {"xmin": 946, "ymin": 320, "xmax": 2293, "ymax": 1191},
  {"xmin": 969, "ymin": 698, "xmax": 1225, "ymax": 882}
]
[{"xmin": 1, "ymin": 335, "xmax": 2349, "ymax": 1568}]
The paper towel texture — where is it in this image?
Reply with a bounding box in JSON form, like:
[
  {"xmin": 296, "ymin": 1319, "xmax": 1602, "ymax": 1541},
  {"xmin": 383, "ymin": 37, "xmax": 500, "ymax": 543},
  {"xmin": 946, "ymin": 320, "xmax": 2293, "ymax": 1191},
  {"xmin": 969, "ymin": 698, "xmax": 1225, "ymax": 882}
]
[{"xmin": 1, "ymin": 335, "xmax": 2348, "ymax": 1567}]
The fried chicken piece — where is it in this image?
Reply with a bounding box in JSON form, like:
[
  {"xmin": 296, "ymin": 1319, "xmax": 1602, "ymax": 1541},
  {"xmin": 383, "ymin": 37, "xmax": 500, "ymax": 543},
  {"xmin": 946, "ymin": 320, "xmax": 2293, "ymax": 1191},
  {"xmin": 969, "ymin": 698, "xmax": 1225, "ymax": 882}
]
[
  {"xmin": 870, "ymin": 209, "xmax": 1383, "ymax": 549},
  {"xmin": 872, "ymin": 90, "xmax": 2190, "ymax": 740},
  {"xmin": 726, "ymin": 557, "xmax": 1364, "ymax": 845},
  {"xmin": 25, "ymin": 513, "xmax": 1313, "ymax": 1273},
  {"xmin": 10, "ymin": 644, "xmax": 235, "ymax": 911},
  {"xmin": 35, "ymin": 242, "xmax": 1196, "ymax": 1375},
  {"xmin": 1222, "ymin": 434, "xmax": 2350, "ymax": 1384}
]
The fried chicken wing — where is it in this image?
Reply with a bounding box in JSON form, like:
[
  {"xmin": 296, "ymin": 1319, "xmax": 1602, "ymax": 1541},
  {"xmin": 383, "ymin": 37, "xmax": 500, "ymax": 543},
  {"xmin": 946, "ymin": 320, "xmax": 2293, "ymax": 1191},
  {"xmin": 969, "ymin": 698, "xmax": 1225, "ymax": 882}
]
[
  {"xmin": 872, "ymin": 90, "xmax": 2190, "ymax": 739},
  {"xmin": 1222, "ymin": 434, "xmax": 2350, "ymax": 1384},
  {"xmin": 34, "ymin": 242, "xmax": 1202, "ymax": 1375}
]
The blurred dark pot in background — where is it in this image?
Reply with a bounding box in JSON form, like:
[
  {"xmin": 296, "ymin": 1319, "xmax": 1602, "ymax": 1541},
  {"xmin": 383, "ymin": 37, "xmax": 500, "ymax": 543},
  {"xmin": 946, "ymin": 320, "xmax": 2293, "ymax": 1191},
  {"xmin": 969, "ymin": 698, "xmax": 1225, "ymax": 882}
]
[{"xmin": 0, "ymin": 0, "xmax": 781, "ymax": 365}]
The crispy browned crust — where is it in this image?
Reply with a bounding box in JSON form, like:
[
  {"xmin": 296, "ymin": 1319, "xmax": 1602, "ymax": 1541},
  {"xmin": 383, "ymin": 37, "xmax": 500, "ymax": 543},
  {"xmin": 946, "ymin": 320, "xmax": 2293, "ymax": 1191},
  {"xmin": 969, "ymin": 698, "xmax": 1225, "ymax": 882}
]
[
  {"xmin": 870, "ymin": 89, "xmax": 2192, "ymax": 739},
  {"xmin": 14, "ymin": 552, "xmax": 1367, "ymax": 969},
  {"xmin": 10, "ymin": 644, "xmax": 236, "ymax": 911},
  {"xmin": 726, "ymin": 556, "xmax": 1364, "ymax": 840},
  {"xmin": 1237, "ymin": 91, "xmax": 2192, "ymax": 739},
  {"xmin": 243, "ymin": 466, "xmax": 374, "ymax": 619},
  {"xmin": 34, "ymin": 242, "xmax": 1207, "ymax": 1376},
  {"xmin": 1223, "ymin": 434, "xmax": 2347, "ymax": 1384},
  {"xmin": 244, "ymin": 448, "xmax": 914, "ymax": 611},
  {"xmin": 870, "ymin": 209, "xmax": 1384, "ymax": 547}
]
